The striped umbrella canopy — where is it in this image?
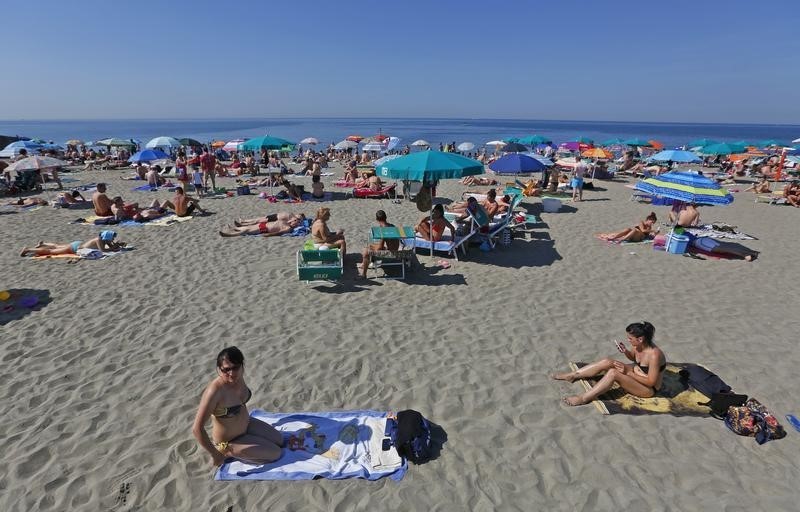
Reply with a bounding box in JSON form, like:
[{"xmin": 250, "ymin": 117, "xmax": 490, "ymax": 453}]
[
  {"xmin": 222, "ymin": 139, "xmax": 246, "ymax": 152},
  {"xmin": 346, "ymin": 135, "xmax": 364, "ymax": 142},
  {"xmin": 634, "ymin": 171, "xmax": 734, "ymax": 206},
  {"xmin": 145, "ymin": 136, "xmax": 181, "ymax": 149}
]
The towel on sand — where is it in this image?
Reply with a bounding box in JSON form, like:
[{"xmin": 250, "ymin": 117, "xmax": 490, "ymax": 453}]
[
  {"xmin": 569, "ymin": 362, "xmax": 715, "ymax": 416},
  {"xmin": 215, "ymin": 409, "xmax": 406, "ymax": 481},
  {"xmin": 685, "ymin": 224, "xmax": 756, "ymax": 240}
]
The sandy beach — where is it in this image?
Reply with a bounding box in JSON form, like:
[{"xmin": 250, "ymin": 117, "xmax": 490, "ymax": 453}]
[{"xmin": 2, "ymin": 162, "xmax": 799, "ymax": 511}]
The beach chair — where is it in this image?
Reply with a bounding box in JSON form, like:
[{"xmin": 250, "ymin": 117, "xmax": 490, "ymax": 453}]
[
  {"xmin": 413, "ymin": 206, "xmax": 488, "ymax": 260},
  {"xmin": 483, "ymin": 194, "xmax": 524, "ymax": 249},
  {"xmin": 368, "ymin": 242, "xmax": 415, "ymax": 280},
  {"xmin": 296, "ymin": 249, "xmax": 343, "ymax": 283}
]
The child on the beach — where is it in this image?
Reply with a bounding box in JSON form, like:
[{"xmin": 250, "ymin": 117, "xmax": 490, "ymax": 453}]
[{"xmin": 192, "ymin": 166, "xmax": 205, "ymax": 197}]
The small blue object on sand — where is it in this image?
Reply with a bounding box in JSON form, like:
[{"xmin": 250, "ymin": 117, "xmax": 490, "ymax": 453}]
[{"xmin": 786, "ymin": 414, "xmax": 800, "ymax": 433}]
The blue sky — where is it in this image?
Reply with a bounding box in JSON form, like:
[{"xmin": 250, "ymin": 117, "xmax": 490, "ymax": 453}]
[{"xmin": 2, "ymin": 0, "xmax": 798, "ymax": 123}]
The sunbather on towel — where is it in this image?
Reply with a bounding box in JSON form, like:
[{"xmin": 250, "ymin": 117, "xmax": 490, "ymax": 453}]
[
  {"xmin": 192, "ymin": 347, "xmax": 284, "ymax": 467},
  {"xmin": 360, "ymin": 209, "xmax": 401, "ymax": 278},
  {"xmin": 234, "ymin": 212, "xmax": 306, "ymax": 227},
  {"xmin": 355, "ymin": 174, "xmax": 383, "ymax": 191},
  {"xmin": 20, "ymin": 230, "xmax": 126, "ymax": 257},
  {"xmin": 311, "ymin": 207, "xmax": 346, "ymax": 253},
  {"xmin": 6, "ymin": 197, "xmax": 48, "ymax": 207},
  {"xmin": 416, "ymin": 204, "xmax": 457, "ymax": 242},
  {"xmin": 597, "ymin": 212, "xmax": 659, "ymax": 242},
  {"xmin": 743, "ymin": 177, "xmax": 771, "ymax": 194},
  {"xmin": 219, "ymin": 217, "xmax": 301, "ymax": 237},
  {"xmin": 552, "ymin": 321, "xmax": 667, "ymax": 406},
  {"xmin": 691, "ymin": 237, "xmax": 759, "ymax": 261},
  {"xmin": 461, "ymin": 176, "xmax": 498, "ymax": 186}
]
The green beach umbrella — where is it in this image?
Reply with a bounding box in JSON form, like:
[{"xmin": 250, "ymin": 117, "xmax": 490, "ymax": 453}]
[
  {"xmin": 240, "ymin": 135, "xmax": 295, "ymax": 151},
  {"xmin": 518, "ymin": 135, "xmax": 552, "ymax": 145},
  {"xmin": 96, "ymin": 137, "xmax": 137, "ymax": 147},
  {"xmin": 687, "ymin": 138, "xmax": 718, "ymax": 147},
  {"xmin": 624, "ymin": 138, "xmax": 652, "ymax": 147},
  {"xmin": 758, "ymin": 139, "xmax": 785, "ymax": 148},
  {"xmin": 601, "ymin": 138, "xmax": 625, "ymax": 146},
  {"xmin": 700, "ymin": 143, "xmax": 745, "ymax": 155},
  {"xmin": 503, "ymin": 137, "xmax": 521, "ymax": 143},
  {"xmin": 376, "ymin": 150, "xmax": 483, "ymax": 182},
  {"xmin": 570, "ymin": 136, "xmax": 594, "ymax": 144}
]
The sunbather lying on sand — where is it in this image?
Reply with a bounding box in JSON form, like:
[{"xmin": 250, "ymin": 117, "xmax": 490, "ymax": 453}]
[
  {"xmin": 690, "ymin": 237, "xmax": 759, "ymax": 261},
  {"xmin": 552, "ymin": 321, "xmax": 666, "ymax": 406},
  {"xmin": 234, "ymin": 212, "xmax": 305, "ymax": 226},
  {"xmin": 219, "ymin": 217, "xmax": 301, "ymax": 237},
  {"xmin": 597, "ymin": 212, "xmax": 659, "ymax": 242},
  {"xmin": 6, "ymin": 197, "xmax": 48, "ymax": 206},
  {"xmin": 461, "ymin": 176, "xmax": 498, "ymax": 186},
  {"xmin": 20, "ymin": 230, "xmax": 126, "ymax": 257}
]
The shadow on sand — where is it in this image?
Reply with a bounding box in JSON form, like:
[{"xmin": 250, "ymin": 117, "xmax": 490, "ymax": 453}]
[{"xmin": 0, "ymin": 289, "xmax": 53, "ymax": 326}]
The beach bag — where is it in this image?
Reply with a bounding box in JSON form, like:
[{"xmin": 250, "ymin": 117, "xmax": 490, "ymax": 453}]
[
  {"xmin": 394, "ymin": 410, "xmax": 433, "ymax": 464},
  {"xmin": 724, "ymin": 398, "xmax": 786, "ymax": 444},
  {"xmin": 699, "ymin": 392, "xmax": 748, "ymax": 419}
]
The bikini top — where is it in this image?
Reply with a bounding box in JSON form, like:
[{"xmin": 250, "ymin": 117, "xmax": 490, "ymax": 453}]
[
  {"xmin": 635, "ymin": 361, "xmax": 667, "ymax": 375},
  {"xmin": 212, "ymin": 388, "xmax": 252, "ymax": 418}
]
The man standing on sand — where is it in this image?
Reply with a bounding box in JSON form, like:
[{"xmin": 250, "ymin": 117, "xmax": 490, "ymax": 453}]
[
  {"xmin": 572, "ymin": 156, "xmax": 588, "ymax": 202},
  {"xmin": 199, "ymin": 148, "xmax": 216, "ymax": 193},
  {"xmin": 162, "ymin": 186, "xmax": 207, "ymax": 217}
]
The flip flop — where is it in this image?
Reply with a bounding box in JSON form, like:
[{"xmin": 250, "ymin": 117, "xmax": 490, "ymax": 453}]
[{"xmin": 786, "ymin": 414, "xmax": 800, "ymax": 433}]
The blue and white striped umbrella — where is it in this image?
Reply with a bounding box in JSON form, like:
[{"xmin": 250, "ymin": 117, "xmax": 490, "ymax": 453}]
[{"xmin": 634, "ymin": 171, "xmax": 733, "ymax": 206}]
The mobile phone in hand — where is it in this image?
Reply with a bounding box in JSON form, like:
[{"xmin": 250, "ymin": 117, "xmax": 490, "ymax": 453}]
[{"xmin": 614, "ymin": 340, "xmax": 626, "ymax": 353}]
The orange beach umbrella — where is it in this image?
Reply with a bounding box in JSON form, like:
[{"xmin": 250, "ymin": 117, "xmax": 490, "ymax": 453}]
[
  {"xmin": 211, "ymin": 140, "xmax": 226, "ymax": 148},
  {"xmin": 581, "ymin": 148, "xmax": 613, "ymax": 159}
]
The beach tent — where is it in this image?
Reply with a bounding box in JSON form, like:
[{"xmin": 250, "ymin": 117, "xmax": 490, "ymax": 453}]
[
  {"xmin": 634, "ymin": 171, "xmax": 733, "ymax": 206},
  {"xmin": 145, "ymin": 137, "xmax": 181, "ymax": 150}
]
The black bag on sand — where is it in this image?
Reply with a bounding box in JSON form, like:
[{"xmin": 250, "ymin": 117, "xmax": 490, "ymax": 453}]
[
  {"xmin": 698, "ymin": 392, "xmax": 748, "ymax": 420},
  {"xmin": 395, "ymin": 410, "xmax": 433, "ymax": 464}
]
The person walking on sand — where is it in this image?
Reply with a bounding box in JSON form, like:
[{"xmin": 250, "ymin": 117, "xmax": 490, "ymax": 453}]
[
  {"xmin": 572, "ymin": 156, "xmax": 588, "ymax": 202},
  {"xmin": 199, "ymin": 148, "xmax": 217, "ymax": 194}
]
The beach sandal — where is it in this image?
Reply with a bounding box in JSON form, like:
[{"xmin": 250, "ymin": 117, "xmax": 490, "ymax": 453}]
[{"xmin": 786, "ymin": 414, "xmax": 800, "ymax": 433}]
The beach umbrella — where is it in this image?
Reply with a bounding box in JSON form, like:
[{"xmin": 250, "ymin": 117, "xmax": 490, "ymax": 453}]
[
  {"xmin": 362, "ymin": 142, "xmax": 385, "ymax": 152},
  {"xmin": 518, "ymin": 135, "xmax": 552, "ymax": 145},
  {"xmin": 570, "ymin": 136, "xmax": 594, "ymax": 144},
  {"xmin": 648, "ymin": 150, "xmax": 702, "ymax": 163},
  {"xmin": 65, "ymin": 139, "xmax": 84, "ymax": 146},
  {"xmin": 601, "ymin": 138, "xmax": 625, "ymax": 146},
  {"xmin": 373, "ymin": 154, "xmax": 403, "ymax": 166},
  {"xmin": 376, "ymin": 151, "xmax": 484, "ymax": 257},
  {"xmin": 95, "ymin": 138, "xmax": 135, "ymax": 147},
  {"xmin": 222, "ymin": 139, "xmax": 246, "ymax": 152},
  {"xmin": 300, "ymin": 137, "xmax": 319, "ymax": 145},
  {"xmin": 411, "ymin": 139, "xmax": 431, "ymax": 147},
  {"xmin": 346, "ymin": 135, "xmax": 364, "ymax": 142},
  {"xmin": 333, "ymin": 140, "xmax": 358, "ymax": 150},
  {"xmin": 5, "ymin": 155, "xmax": 67, "ymax": 172},
  {"xmin": 500, "ymin": 142, "xmax": 529, "ymax": 153},
  {"xmin": 503, "ymin": 137, "xmax": 521, "ymax": 143},
  {"xmin": 457, "ymin": 142, "xmax": 475, "ymax": 152},
  {"xmin": 624, "ymin": 138, "xmax": 652, "ymax": 147},
  {"xmin": 522, "ymin": 152, "xmax": 554, "ymax": 166},
  {"xmin": 178, "ymin": 138, "xmax": 203, "ymax": 147},
  {"xmin": 0, "ymin": 140, "xmax": 43, "ymax": 157},
  {"xmin": 240, "ymin": 135, "xmax": 295, "ymax": 151},
  {"xmin": 145, "ymin": 136, "xmax": 181, "ymax": 149},
  {"xmin": 758, "ymin": 139, "xmax": 784, "ymax": 148},
  {"xmin": 485, "ymin": 140, "xmax": 506, "ymax": 147},
  {"xmin": 792, "ymin": 137, "xmax": 800, "ymax": 144},
  {"xmin": 700, "ymin": 143, "xmax": 745, "ymax": 155},
  {"xmin": 581, "ymin": 148, "xmax": 614, "ymax": 159},
  {"xmin": 210, "ymin": 140, "xmax": 226, "ymax": 148},
  {"xmin": 129, "ymin": 149, "xmax": 170, "ymax": 163},
  {"xmin": 559, "ymin": 141, "xmax": 591, "ymax": 152},
  {"xmin": 386, "ymin": 137, "xmax": 402, "ymax": 151},
  {"xmin": 488, "ymin": 153, "xmax": 546, "ymax": 175},
  {"xmin": 688, "ymin": 138, "xmax": 718, "ymax": 147},
  {"xmin": 634, "ymin": 171, "xmax": 734, "ymax": 206},
  {"xmin": 648, "ymin": 140, "xmax": 665, "ymax": 150}
]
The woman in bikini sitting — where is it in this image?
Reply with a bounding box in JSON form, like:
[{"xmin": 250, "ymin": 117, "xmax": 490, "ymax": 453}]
[
  {"xmin": 192, "ymin": 347, "xmax": 283, "ymax": 467},
  {"xmin": 552, "ymin": 321, "xmax": 666, "ymax": 406},
  {"xmin": 415, "ymin": 204, "xmax": 457, "ymax": 241},
  {"xmin": 596, "ymin": 212, "xmax": 659, "ymax": 243}
]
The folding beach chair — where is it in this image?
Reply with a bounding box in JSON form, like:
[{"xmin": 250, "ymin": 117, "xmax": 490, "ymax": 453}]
[
  {"xmin": 414, "ymin": 205, "xmax": 489, "ymax": 260},
  {"xmin": 296, "ymin": 249, "xmax": 343, "ymax": 283}
]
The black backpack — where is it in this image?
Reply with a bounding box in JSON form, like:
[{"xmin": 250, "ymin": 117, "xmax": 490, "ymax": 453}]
[{"xmin": 394, "ymin": 410, "xmax": 433, "ymax": 464}]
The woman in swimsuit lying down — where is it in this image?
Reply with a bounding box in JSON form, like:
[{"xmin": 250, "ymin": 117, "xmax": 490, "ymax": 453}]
[
  {"xmin": 192, "ymin": 347, "xmax": 283, "ymax": 467},
  {"xmin": 596, "ymin": 212, "xmax": 659, "ymax": 242},
  {"xmin": 19, "ymin": 230, "xmax": 126, "ymax": 257},
  {"xmin": 552, "ymin": 321, "xmax": 666, "ymax": 406}
]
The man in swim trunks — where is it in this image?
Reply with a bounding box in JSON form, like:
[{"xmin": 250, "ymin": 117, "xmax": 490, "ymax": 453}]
[
  {"xmin": 161, "ymin": 187, "xmax": 207, "ymax": 217},
  {"xmin": 234, "ymin": 212, "xmax": 305, "ymax": 226},
  {"xmin": 218, "ymin": 217, "xmax": 301, "ymax": 237},
  {"xmin": 91, "ymin": 182, "xmax": 114, "ymax": 216}
]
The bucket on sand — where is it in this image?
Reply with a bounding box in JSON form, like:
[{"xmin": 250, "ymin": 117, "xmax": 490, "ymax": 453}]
[{"xmin": 542, "ymin": 197, "xmax": 561, "ymax": 213}]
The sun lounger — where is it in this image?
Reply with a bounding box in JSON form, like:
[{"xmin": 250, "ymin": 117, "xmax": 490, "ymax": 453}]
[
  {"xmin": 352, "ymin": 184, "xmax": 397, "ymax": 199},
  {"xmin": 296, "ymin": 249, "xmax": 343, "ymax": 282}
]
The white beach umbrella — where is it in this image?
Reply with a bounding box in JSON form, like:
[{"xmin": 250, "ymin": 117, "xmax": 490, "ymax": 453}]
[
  {"xmin": 792, "ymin": 137, "xmax": 800, "ymax": 144},
  {"xmin": 300, "ymin": 137, "xmax": 319, "ymax": 145},
  {"xmin": 386, "ymin": 136, "xmax": 401, "ymax": 151},
  {"xmin": 457, "ymin": 142, "xmax": 475, "ymax": 152},
  {"xmin": 362, "ymin": 142, "xmax": 385, "ymax": 152},
  {"xmin": 486, "ymin": 140, "xmax": 506, "ymax": 147},
  {"xmin": 411, "ymin": 139, "xmax": 430, "ymax": 147},
  {"xmin": 145, "ymin": 136, "xmax": 181, "ymax": 149},
  {"xmin": 333, "ymin": 140, "xmax": 358, "ymax": 150}
]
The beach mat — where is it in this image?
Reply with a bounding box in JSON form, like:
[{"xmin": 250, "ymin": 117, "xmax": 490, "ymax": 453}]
[
  {"xmin": 30, "ymin": 247, "xmax": 133, "ymax": 261},
  {"xmin": 131, "ymin": 184, "xmax": 178, "ymax": 192},
  {"xmin": 215, "ymin": 409, "xmax": 406, "ymax": 482},
  {"xmin": 569, "ymin": 362, "xmax": 713, "ymax": 416},
  {"xmin": 71, "ymin": 214, "xmax": 193, "ymax": 227}
]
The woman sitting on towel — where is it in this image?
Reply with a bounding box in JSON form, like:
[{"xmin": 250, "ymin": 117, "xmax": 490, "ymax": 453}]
[
  {"xmin": 192, "ymin": 346, "xmax": 284, "ymax": 467},
  {"xmin": 596, "ymin": 212, "xmax": 659, "ymax": 242},
  {"xmin": 552, "ymin": 321, "xmax": 666, "ymax": 406},
  {"xmin": 416, "ymin": 204, "xmax": 457, "ymax": 242}
]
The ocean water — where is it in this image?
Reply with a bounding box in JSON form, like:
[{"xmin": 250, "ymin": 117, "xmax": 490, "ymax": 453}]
[{"xmin": 0, "ymin": 118, "xmax": 797, "ymax": 150}]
